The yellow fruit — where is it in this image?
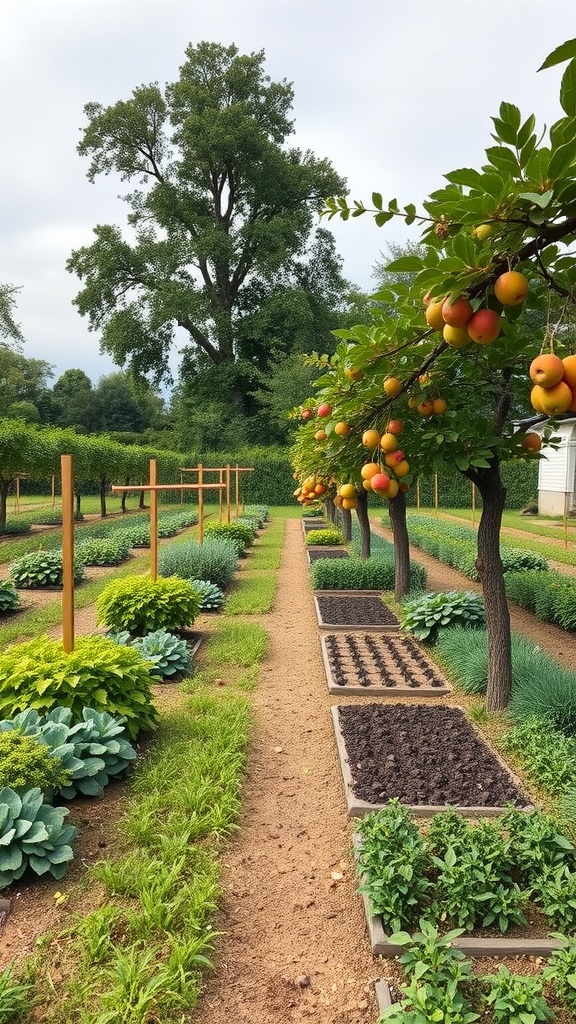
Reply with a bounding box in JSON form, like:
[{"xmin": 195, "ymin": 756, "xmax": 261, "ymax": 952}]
[
  {"xmin": 362, "ymin": 428, "xmax": 381, "ymax": 448},
  {"xmin": 339, "ymin": 483, "xmax": 356, "ymax": 499},
  {"xmin": 394, "ymin": 460, "xmax": 410, "ymax": 478},
  {"xmin": 425, "ymin": 300, "xmax": 445, "ymax": 332},
  {"xmin": 314, "ymin": 429, "xmax": 327, "ymax": 441},
  {"xmin": 494, "ymin": 270, "xmax": 529, "ymax": 306},
  {"xmin": 362, "ymin": 479, "xmax": 373, "ymax": 491},
  {"xmin": 360, "ymin": 462, "xmax": 380, "ymax": 479},
  {"xmin": 433, "ymin": 398, "xmax": 447, "ymax": 414},
  {"xmin": 531, "ymin": 380, "xmax": 572, "ymax": 416},
  {"xmin": 334, "ymin": 421, "xmax": 350, "ymax": 436},
  {"xmin": 443, "ymin": 324, "xmax": 470, "ymax": 348},
  {"xmin": 383, "ymin": 377, "xmax": 402, "ymax": 397},
  {"xmin": 341, "ymin": 497, "xmax": 357, "ymax": 510},
  {"xmin": 473, "ymin": 223, "xmax": 494, "ymax": 240},
  {"xmin": 380, "ymin": 432, "xmax": 398, "ymax": 453},
  {"xmin": 386, "ymin": 479, "xmax": 399, "ymax": 498}
]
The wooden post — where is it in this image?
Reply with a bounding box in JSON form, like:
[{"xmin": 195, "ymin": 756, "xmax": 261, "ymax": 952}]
[
  {"xmin": 218, "ymin": 469, "xmax": 224, "ymax": 522},
  {"xmin": 235, "ymin": 464, "xmax": 240, "ymax": 517},
  {"xmin": 149, "ymin": 459, "xmax": 158, "ymax": 581},
  {"xmin": 51, "ymin": 474, "xmax": 56, "ymax": 509},
  {"xmin": 471, "ymin": 481, "xmax": 476, "ymax": 527},
  {"xmin": 61, "ymin": 455, "xmax": 75, "ymax": 653},
  {"xmin": 198, "ymin": 463, "xmax": 204, "ymax": 543},
  {"xmin": 226, "ymin": 464, "xmax": 231, "ymax": 523},
  {"xmin": 434, "ymin": 473, "xmax": 439, "ymax": 517},
  {"xmin": 180, "ymin": 471, "xmax": 183, "ymax": 505}
]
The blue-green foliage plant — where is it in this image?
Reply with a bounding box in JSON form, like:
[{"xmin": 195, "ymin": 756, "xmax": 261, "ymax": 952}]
[
  {"xmin": 9, "ymin": 550, "xmax": 85, "ymax": 589},
  {"xmin": 159, "ymin": 538, "xmax": 239, "ymax": 590},
  {"xmin": 129, "ymin": 630, "xmax": 192, "ymax": 680},
  {"xmin": 96, "ymin": 575, "xmax": 201, "ymax": 636},
  {"xmin": 0, "ymin": 706, "xmax": 138, "ymax": 799},
  {"xmin": 242, "ymin": 505, "xmax": 269, "ymax": 525},
  {"xmin": 401, "ymin": 591, "xmax": 486, "ymax": 642},
  {"xmin": 0, "ymin": 636, "xmax": 158, "ymax": 740},
  {"xmin": 190, "ymin": 579, "xmax": 225, "ymax": 611},
  {"xmin": 0, "ymin": 786, "xmax": 77, "ymax": 887}
]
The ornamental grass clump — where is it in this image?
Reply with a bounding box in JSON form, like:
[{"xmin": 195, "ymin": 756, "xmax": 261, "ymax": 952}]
[
  {"xmin": 0, "ymin": 636, "xmax": 158, "ymax": 740},
  {"xmin": 96, "ymin": 574, "xmax": 201, "ymax": 636},
  {"xmin": 9, "ymin": 550, "xmax": 85, "ymax": 588},
  {"xmin": 401, "ymin": 591, "xmax": 485, "ymax": 642},
  {"xmin": 159, "ymin": 538, "xmax": 238, "ymax": 590}
]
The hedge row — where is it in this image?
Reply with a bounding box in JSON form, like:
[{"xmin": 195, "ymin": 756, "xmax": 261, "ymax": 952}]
[
  {"xmin": 402, "ymin": 461, "xmax": 538, "ymax": 510},
  {"xmin": 504, "ymin": 570, "xmax": 576, "ymax": 632},
  {"xmin": 404, "ymin": 514, "xmax": 548, "ymax": 580}
]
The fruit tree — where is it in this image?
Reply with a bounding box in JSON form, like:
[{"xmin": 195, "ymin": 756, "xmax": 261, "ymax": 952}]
[{"xmin": 296, "ymin": 39, "xmax": 576, "ymax": 712}]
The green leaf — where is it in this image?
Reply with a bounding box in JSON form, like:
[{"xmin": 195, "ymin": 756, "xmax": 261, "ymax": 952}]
[
  {"xmin": 484, "ymin": 146, "xmax": 520, "ymax": 176},
  {"xmin": 517, "ymin": 113, "xmax": 536, "ymax": 148},
  {"xmin": 538, "ymin": 39, "xmax": 576, "ymax": 71},
  {"xmin": 444, "ymin": 168, "xmax": 485, "ymax": 190},
  {"xmin": 561, "ymin": 58, "xmax": 576, "ymax": 116},
  {"xmin": 385, "ymin": 255, "xmax": 423, "ymax": 272},
  {"xmin": 372, "ymin": 192, "xmax": 383, "ymax": 210},
  {"xmin": 549, "ymin": 136, "xmax": 576, "ymax": 178},
  {"xmin": 499, "ymin": 101, "xmax": 522, "ymax": 132},
  {"xmin": 374, "ymin": 211, "xmax": 394, "ymax": 226},
  {"xmin": 491, "ymin": 116, "xmax": 518, "ymax": 146},
  {"xmin": 518, "ymin": 190, "xmax": 554, "ymax": 208}
]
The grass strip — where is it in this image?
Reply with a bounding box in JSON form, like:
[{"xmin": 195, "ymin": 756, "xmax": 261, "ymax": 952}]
[
  {"xmin": 224, "ymin": 574, "xmax": 278, "ymax": 614},
  {"xmin": 203, "ymin": 620, "xmax": 268, "ymax": 666},
  {"xmin": 26, "ymin": 693, "xmax": 251, "ymax": 1023}
]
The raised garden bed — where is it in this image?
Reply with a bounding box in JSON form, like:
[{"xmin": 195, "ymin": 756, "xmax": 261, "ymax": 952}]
[
  {"xmin": 301, "ymin": 519, "xmax": 328, "ymax": 538},
  {"xmin": 320, "ymin": 633, "xmax": 451, "ymax": 696},
  {"xmin": 307, "ymin": 547, "xmax": 349, "ymax": 564},
  {"xmin": 314, "ymin": 591, "xmax": 399, "ymax": 631},
  {"xmin": 331, "ymin": 704, "xmax": 530, "ymax": 817}
]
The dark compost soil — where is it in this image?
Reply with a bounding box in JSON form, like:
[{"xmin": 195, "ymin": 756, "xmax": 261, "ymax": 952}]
[
  {"xmin": 322, "ymin": 633, "xmax": 450, "ymax": 692},
  {"xmin": 336, "ymin": 704, "xmax": 530, "ymax": 808},
  {"xmin": 315, "ymin": 594, "xmax": 399, "ymax": 627}
]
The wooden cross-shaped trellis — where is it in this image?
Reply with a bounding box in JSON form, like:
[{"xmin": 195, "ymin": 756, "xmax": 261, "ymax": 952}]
[
  {"xmin": 60, "ymin": 455, "xmax": 236, "ymax": 653},
  {"xmin": 179, "ymin": 464, "xmax": 255, "ymax": 523}
]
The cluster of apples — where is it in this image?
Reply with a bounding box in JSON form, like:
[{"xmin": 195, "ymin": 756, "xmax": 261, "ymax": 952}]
[
  {"xmin": 529, "ymin": 353, "xmax": 576, "ymax": 416},
  {"xmin": 424, "ymin": 270, "xmax": 529, "ymax": 348},
  {"xmin": 293, "ymin": 473, "xmax": 328, "ymax": 507},
  {"xmin": 333, "ymin": 482, "xmax": 359, "ymax": 510},
  {"xmin": 359, "ymin": 419, "xmax": 410, "ymax": 500}
]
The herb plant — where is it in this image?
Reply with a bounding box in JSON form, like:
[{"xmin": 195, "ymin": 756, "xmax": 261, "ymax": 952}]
[
  {"xmin": 305, "ymin": 527, "xmax": 344, "ymax": 546},
  {"xmin": 481, "ymin": 965, "xmax": 553, "ymax": 1024}
]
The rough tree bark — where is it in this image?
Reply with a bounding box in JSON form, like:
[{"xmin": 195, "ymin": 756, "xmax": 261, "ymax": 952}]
[
  {"xmin": 388, "ymin": 491, "xmax": 411, "ymax": 601},
  {"xmin": 471, "ymin": 459, "xmax": 512, "ymax": 711},
  {"xmin": 355, "ymin": 490, "xmax": 371, "ymax": 558},
  {"xmin": 341, "ymin": 508, "xmax": 352, "ymax": 544}
]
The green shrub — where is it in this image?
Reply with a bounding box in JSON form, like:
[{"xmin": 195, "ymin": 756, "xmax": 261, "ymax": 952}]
[
  {"xmin": 401, "ymin": 591, "xmax": 486, "ymax": 642},
  {"xmin": 543, "ymin": 936, "xmax": 576, "ymax": 1009},
  {"xmin": 30, "ymin": 509, "xmax": 84, "ymax": 525},
  {"xmin": 75, "ymin": 537, "xmax": 132, "ymax": 566},
  {"xmin": 129, "ymin": 630, "xmax": 192, "ymax": 680},
  {"xmin": 204, "ymin": 521, "xmax": 256, "ymax": 552},
  {"xmin": 190, "ymin": 579, "xmax": 225, "ymax": 611},
  {"xmin": 0, "ymin": 518, "xmax": 32, "ymax": 536},
  {"xmin": 499, "ymin": 718, "xmax": 576, "ymax": 798},
  {"xmin": 243, "ymin": 504, "xmax": 269, "ymax": 525},
  {"xmin": 9, "ymin": 550, "xmax": 86, "ymax": 589},
  {"xmin": 0, "ymin": 786, "xmax": 77, "ymax": 887},
  {"xmin": 159, "ymin": 538, "xmax": 239, "ymax": 590},
  {"xmin": 0, "ymin": 636, "xmax": 158, "ymax": 740},
  {"xmin": 311, "ymin": 556, "xmax": 426, "ymax": 592},
  {"xmin": 505, "ymin": 570, "xmax": 576, "ymax": 632},
  {"xmin": 0, "ymin": 731, "xmax": 71, "ymax": 793},
  {"xmin": 0, "ymin": 581, "xmax": 20, "ymax": 613},
  {"xmin": 305, "ymin": 527, "xmax": 344, "ymax": 546},
  {"xmin": 96, "ymin": 574, "xmax": 201, "ymax": 636}
]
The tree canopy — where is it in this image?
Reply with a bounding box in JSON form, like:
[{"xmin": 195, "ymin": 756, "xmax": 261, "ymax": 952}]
[{"xmin": 67, "ymin": 41, "xmax": 347, "ymax": 390}]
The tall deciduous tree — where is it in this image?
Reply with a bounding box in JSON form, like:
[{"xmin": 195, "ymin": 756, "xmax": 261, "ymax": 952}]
[
  {"xmin": 67, "ymin": 41, "xmax": 346, "ymax": 403},
  {"xmin": 0, "ymin": 284, "xmax": 25, "ymax": 348}
]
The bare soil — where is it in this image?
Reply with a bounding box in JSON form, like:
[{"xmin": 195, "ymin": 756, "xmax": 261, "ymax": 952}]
[
  {"xmin": 322, "ymin": 633, "xmax": 449, "ymax": 692},
  {"xmin": 315, "ymin": 594, "xmax": 399, "ymax": 628},
  {"xmin": 336, "ymin": 703, "xmax": 528, "ymax": 809},
  {"xmin": 0, "ymin": 517, "xmax": 575, "ymax": 1022}
]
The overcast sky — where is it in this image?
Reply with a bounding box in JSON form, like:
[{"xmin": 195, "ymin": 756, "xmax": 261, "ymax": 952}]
[{"xmin": 1, "ymin": 0, "xmax": 575, "ymax": 386}]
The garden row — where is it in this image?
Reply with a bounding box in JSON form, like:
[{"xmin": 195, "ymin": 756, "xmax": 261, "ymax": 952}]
[
  {"xmin": 403, "ymin": 513, "xmax": 576, "ymax": 632},
  {"xmin": 0, "ymin": 507, "xmax": 268, "ymax": 897},
  {"xmin": 304, "ymin": 516, "xmax": 576, "ymax": 1022}
]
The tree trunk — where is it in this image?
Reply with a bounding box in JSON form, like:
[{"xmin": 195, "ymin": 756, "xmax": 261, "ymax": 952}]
[
  {"xmin": 0, "ymin": 481, "xmax": 9, "ymax": 533},
  {"xmin": 472, "ymin": 460, "xmax": 512, "ymax": 711},
  {"xmin": 355, "ymin": 490, "xmax": 371, "ymax": 558},
  {"xmin": 99, "ymin": 477, "xmax": 108, "ymax": 518},
  {"xmin": 389, "ymin": 491, "xmax": 411, "ymax": 601},
  {"xmin": 326, "ymin": 500, "xmax": 336, "ymax": 525},
  {"xmin": 341, "ymin": 508, "xmax": 352, "ymax": 543},
  {"xmin": 121, "ymin": 476, "xmax": 130, "ymax": 514},
  {"xmin": 139, "ymin": 490, "xmax": 146, "ymax": 510}
]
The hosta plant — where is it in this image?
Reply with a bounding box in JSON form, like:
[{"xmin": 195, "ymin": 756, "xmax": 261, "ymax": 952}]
[
  {"xmin": 401, "ymin": 591, "xmax": 486, "ymax": 642},
  {"xmin": 0, "ymin": 786, "xmax": 77, "ymax": 887},
  {"xmin": 96, "ymin": 574, "xmax": 201, "ymax": 636},
  {"xmin": 0, "ymin": 636, "xmax": 158, "ymax": 740},
  {"xmin": 0, "ymin": 707, "xmax": 138, "ymax": 799},
  {"xmin": 9, "ymin": 550, "xmax": 85, "ymax": 589},
  {"xmin": 190, "ymin": 579, "xmax": 225, "ymax": 611},
  {"xmin": 130, "ymin": 630, "xmax": 192, "ymax": 680},
  {"xmin": 0, "ymin": 581, "xmax": 20, "ymax": 613}
]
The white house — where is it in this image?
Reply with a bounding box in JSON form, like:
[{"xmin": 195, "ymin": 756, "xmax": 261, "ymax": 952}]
[{"xmin": 536, "ymin": 418, "xmax": 576, "ymax": 515}]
